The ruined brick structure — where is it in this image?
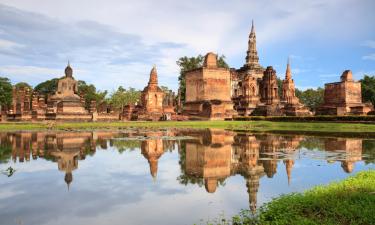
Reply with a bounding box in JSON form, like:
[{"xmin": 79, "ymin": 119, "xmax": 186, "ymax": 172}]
[
  {"xmin": 231, "ymin": 21, "xmax": 264, "ymax": 115},
  {"xmin": 6, "ymin": 86, "xmax": 33, "ymax": 121},
  {"xmin": 183, "ymin": 52, "xmax": 236, "ymax": 120},
  {"xmin": 4, "ymin": 63, "xmax": 122, "ymax": 122},
  {"xmin": 316, "ymin": 70, "xmax": 373, "ymax": 115},
  {"xmin": 251, "ymin": 66, "xmax": 284, "ymax": 116},
  {"xmin": 280, "ymin": 60, "xmax": 312, "ymax": 116},
  {"xmin": 123, "ymin": 66, "xmax": 177, "ymax": 121},
  {"xmin": 230, "ymin": 21, "xmax": 310, "ymax": 116}
]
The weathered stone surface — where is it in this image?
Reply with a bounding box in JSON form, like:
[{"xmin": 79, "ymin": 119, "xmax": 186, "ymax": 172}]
[
  {"xmin": 183, "ymin": 52, "xmax": 236, "ymax": 120},
  {"xmin": 230, "ymin": 22, "xmax": 311, "ymax": 117},
  {"xmin": 316, "ymin": 70, "xmax": 373, "ymax": 115},
  {"xmin": 260, "ymin": 66, "xmax": 279, "ymax": 105},
  {"xmin": 280, "ymin": 60, "xmax": 312, "ymax": 116},
  {"xmin": 232, "ymin": 22, "xmax": 264, "ymax": 115},
  {"xmin": 123, "ymin": 66, "xmax": 177, "ymax": 121}
]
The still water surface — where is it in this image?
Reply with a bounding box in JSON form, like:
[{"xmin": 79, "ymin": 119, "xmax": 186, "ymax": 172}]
[{"xmin": 0, "ymin": 129, "xmax": 374, "ymax": 225}]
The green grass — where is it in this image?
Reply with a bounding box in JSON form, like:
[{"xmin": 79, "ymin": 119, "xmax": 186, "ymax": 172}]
[
  {"xmin": 228, "ymin": 170, "xmax": 375, "ymax": 225},
  {"xmin": 0, "ymin": 120, "xmax": 375, "ymax": 134}
]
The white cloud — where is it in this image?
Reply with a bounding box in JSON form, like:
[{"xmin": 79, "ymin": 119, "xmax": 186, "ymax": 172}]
[
  {"xmin": 0, "ymin": 39, "xmax": 23, "ymax": 50},
  {"xmin": 362, "ymin": 40, "xmax": 375, "ymax": 49},
  {"xmin": 0, "ymin": 65, "xmax": 62, "ymax": 84},
  {"xmin": 362, "ymin": 54, "xmax": 375, "ymax": 61},
  {"xmin": 0, "ymin": 0, "xmax": 374, "ymax": 90}
]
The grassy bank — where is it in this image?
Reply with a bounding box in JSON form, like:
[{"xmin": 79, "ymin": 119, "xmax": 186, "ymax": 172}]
[
  {"xmin": 0, "ymin": 120, "xmax": 375, "ymax": 134},
  {"xmin": 234, "ymin": 115, "xmax": 375, "ymax": 122},
  {"xmin": 203, "ymin": 170, "xmax": 375, "ymax": 225}
]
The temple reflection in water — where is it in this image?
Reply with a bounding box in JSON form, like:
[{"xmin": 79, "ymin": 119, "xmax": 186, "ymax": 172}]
[{"xmin": 0, "ymin": 129, "xmax": 368, "ymax": 212}]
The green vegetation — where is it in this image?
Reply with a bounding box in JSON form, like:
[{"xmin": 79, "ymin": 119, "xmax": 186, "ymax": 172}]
[
  {"xmin": 77, "ymin": 80, "xmax": 108, "ymax": 109},
  {"xmin": 176, "ymin": 54, "xmax": 228, "ymax": 103},
  {"xmin": 0, "ymin": 120, "xmax": 375, "ymax": 134},
  {"xmin": 223, "ymin": 170, "xmax": 375, "ymax": 225},
  {"xmin": 0, "ymin": 77, "xmax": 13, "ymax": 112},
  {"xmin": 296, "ymin": 87, "xmax": 324, "ymax": 111},
  {"xmin": 234, "ymin": 115, "xmax": 375, "ymax": 122},
  {"xmin": 109, "ymin": 86, "xmax": 141, "ymax": 111},
  {"xmin": 34, "ymin": 78, "xmax": 60, "ymax": 95},
  {"xmin": 198, "ymin": 171, "xmax": 375, "ymax": 225},
  {"xmin": 14, "ymin": 82, "xmax": 32, "ymax": 90},
  {"xmin": 360, "ymin": 75, "xmax": 375, "ymax": 106}
]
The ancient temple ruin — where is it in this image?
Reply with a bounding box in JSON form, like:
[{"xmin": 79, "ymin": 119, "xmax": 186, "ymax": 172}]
[
  {"xmin": 123, "ymin": 66, "xmax": 176, "ymax": 121},
  {"xmin": 231, "ymin": 21, "xmax": 311, "ymax": 117},
  {"xmin": 316, "ymin": 70, "xmax": 373, "ymax": 115},
  {"xmin": 280, "ymin": 60, "xmax": 312, "ymax": 116},
  {"xmin": 47, "ymin": 63, "xmax": 92, "ymax": 121},
  {"xmin": 183, "ymin": 52, "xmax": 236, "ymax": 120},
  {"xmin": 231, "ymin": 21, "xmax": 264, "ymax": 115}
]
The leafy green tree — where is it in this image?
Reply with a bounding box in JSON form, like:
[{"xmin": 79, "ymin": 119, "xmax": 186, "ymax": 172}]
[
  {"xmin": 176, "ymin": 55, "xmax": 203, "ymax": 104},
  {"xmin": 160, "ymin": 85, "xmax": 171, "ymax": 93},
  {"xmin": 296, "ymin": 87, "xmax": 324, "ymax": 111},
  {"xmin": 14, "ymin": 82, "xmax": 32, "ymax": 90},
  {"xmin": 0, "ymin": 144, "xmax": 12, "ymax": 164},
  {"xmin": 360, "ymin": 75, "xmax": 375, "ymax": 106},
  {"xmin": 0, "ymin": 77, "xmax": 13, "ymax": 112},
  {"xmin": 176, "ymin": 54, "xmax": 228, "ymax": 103},
  {"xmin": 34, "ymin": 78, "xmax": 59, "ymax": 95},
  {"xmin": 217, "ymin": 55, "xmax": 229, "ymax": 69},
  {"xmin": 77, "ymin": 81, "xmax": 108, "ymax": 109},
  {"xmin": 277, "ymin": 78, "xmax": 283, "ymax": 98},
  {"xmin": 109, "ymin": 86, "xmax": 141, "ymax": 111}
]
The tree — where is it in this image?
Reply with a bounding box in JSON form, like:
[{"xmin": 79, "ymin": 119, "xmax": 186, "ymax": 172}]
[
  {"xmin": 360, "ymin": 75, "xmax": 375, "ymax": 106},
  {"xmin": 277, "ymin": 78, "xmax": 283, "ymax": 98},
  {"xmin": 296, "ymin": 87, "xmax": 324, "ymax": 111},
  {"xmin": 0, "ymin": 77, "xmax": 13, "ymax": 112},
  {"xmin": 217, "ymin": 55, "xmax": 229, "ymax": 69},
  {"xmin": 176, "ymin": 54, "xmax": 229, "ymax": 103},
  {"xmin": 109, "ymin": 86, "xmax": 141, "ymax": 111},
  {"xmin": 77, "ymin": 81, "xmax": 108, "ymax": 109},
  {"xmin": 14, "ymin": 82, "xmax": 32, "ymax": 90},
  {"xmin": 34, "ymin": 78, "xmax": 59, "ymax": 95}
]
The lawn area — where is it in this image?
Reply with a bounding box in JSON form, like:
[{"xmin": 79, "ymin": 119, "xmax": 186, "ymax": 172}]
[
  {"xmin": 205, "ymin": 170, "xmax": 375, "ymax": 225},
  {"xmin": 0, "ymin": 120, "xmax": 375, "ymax": 134}
]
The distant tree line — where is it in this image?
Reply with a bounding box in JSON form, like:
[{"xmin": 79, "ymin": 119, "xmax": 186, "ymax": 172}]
[
  {"xmin": 0, "ymin": 60, "xmax": 374, "ymax": 113},
  {"xmin": 0, "ymin": 77, "xmax": 144, "ymax": 112}
]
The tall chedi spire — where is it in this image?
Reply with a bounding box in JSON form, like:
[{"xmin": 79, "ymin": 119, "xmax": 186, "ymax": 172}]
[
  {"xmin": 149, "ymin": 65, "xmax": 158, "ymax": 86},
  {"xmin": 285, "ymin": 57, "xmax": 292, "ymax": 80},
  {"xmin": 246, "ymin": 20, "xmax": 260, "ymax": 67}
]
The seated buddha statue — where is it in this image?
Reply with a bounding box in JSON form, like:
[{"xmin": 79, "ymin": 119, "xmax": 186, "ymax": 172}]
[{"xmin": 51, "ymin": 63, "xmax": 81, "ymax": 101}]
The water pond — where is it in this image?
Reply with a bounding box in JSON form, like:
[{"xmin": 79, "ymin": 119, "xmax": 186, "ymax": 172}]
[{"xmin": 0, "ymin": 129, "xmax": 374, "ymax": 225}]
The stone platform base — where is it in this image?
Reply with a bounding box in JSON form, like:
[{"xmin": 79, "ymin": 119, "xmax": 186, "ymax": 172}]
[
  {"xmin": 6, "ymin": 113, "xmax": 33, "ymax": 121},
  {"xmin": 183, "ymin": 100, "xmax": 236, "ymax": 120},
  {"xmin": 94, "ymin": 113, "xmax": 120, "ymax": 122},
  {"xmin": 46, "ymin": 113, "xmax": 92, "ymax": 121},
  {"xmin": 316, "ymin": 103, "xmax": 373, "ymax": 116},
  {"xmin": 283, "ymin": 104, "xmax": 312, "ymax": 116},
  {"xmin": 251, "ymin": 104, "xmax": 284, "ymax": 116}
]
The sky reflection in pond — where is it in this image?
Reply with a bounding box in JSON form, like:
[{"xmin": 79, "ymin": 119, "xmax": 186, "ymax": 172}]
[{"xmin": 0, "ymin": 129, "xmax": 374, "ymax": 225}]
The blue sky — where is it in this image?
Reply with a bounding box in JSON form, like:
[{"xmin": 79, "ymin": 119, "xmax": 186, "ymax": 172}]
[{"xmin": 0, "ymin": 0, "xmax": 374, "ymax": 92}]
